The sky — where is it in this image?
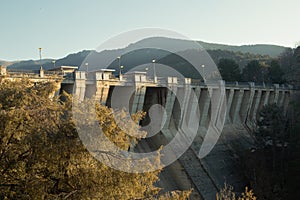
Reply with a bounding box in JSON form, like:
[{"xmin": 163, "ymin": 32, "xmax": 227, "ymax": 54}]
[{"xmin": 0, "ymin": 0, "xmax": 299, "ymax": 61}]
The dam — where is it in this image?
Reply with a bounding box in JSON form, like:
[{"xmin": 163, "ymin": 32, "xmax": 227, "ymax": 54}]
[{"xmin": 0, "ymin": 66, "xmax": 294, "ymax": 199}]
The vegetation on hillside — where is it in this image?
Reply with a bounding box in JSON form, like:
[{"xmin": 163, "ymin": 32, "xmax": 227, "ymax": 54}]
[
  {"xmin": 238, "ymin": 96, "xmax": 300, "ymax": 199},
  {"xmin": 217, "ymin": 58, "xmax": 241, "ymax": 82},
  {"xmin": 234, "ymin": 45, "xmax": 300, "ymax": 200},
  {"xmin": 279, "ymin": 46, "xmax": 300, "ymax": 85},
  {"xmin": 198, "ymin": 40, "xmax": 287, "ymax": 57},
  {"xmin": 6, "ymin": 37, "xmax": 286, "ymax": 74},
  {"xmin": 216, "ymin": 184, "xmax": 256, "ymax": 200}
]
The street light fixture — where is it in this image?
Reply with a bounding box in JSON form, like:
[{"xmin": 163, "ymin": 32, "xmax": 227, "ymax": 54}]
[
  {"xmin": 39, "ymin": 48, "xmax": 43, "ymax": 70},
  {"xmin": 117, "ymin": 56, "xmax": 121, "ymax": 68},
  {"xmin": 201, "ymin": 64, "xmax": 205, "ymax": 81},
  {"xmin": 52, "ymin": 60, "xmax": 56, "ymax": 68},
  {"xmin": 152, "ymin": 59, "xmax": 157, "ymax": 83},
  {"xmin": 119, "ymin": 65, "xmax": 124, "ymax": 80},
  {"xmin": 85, "ymin": 63, "xmax": 89, "ymax": 73}
]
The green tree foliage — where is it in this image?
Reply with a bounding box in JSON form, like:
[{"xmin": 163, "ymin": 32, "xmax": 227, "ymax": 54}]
[
  {"xmin": 257, "ymin": 104, "xmax": 288, "ymax": 145},
  {"xmin": 286, "ymin": 92, "xmax": 300, "ymax": 199},
  {"xmin": 0, "ymin": 79, "xmax": 190, "ymax": 199},
  {"xmin": 279, "ymin": 46, "xmax": 300, "ymax": 85},
  {"xmin": 242, "ymin": 60, "xmax": 264, "ymax": 82},
  {"xmin": 240, "ymin": 104, "xmax": 289, "ymax": 199},
  {"xmin": 217, "ymin": 58, "xmax": 241, "ymax": 82},
  {"xmin": 268, "ymin": 60, "xmax": 284, "ymax": 84}
]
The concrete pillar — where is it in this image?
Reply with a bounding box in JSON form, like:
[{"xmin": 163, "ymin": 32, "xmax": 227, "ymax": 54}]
[
  {"xmin": 0, "ymin": 66, "xmax": 7, "ymax": 75},
  {"xmin": 178, "ymin": 78, "xmax": 192, "ymax": 128},
  {"xmin": 94, "ymin": 72, "xmax": 110, "ymax": 104},
  {"xmin": 268, "ymin": 91, "xmax": 275, "ymax": 104},
  {"xmin": 39, "ymin": 67, "xmax": 44, "ymax": 78},
  {"xmin": 131, "ymin": 86, "xmax": 147, "ymax": 114},
  {"xmin": 213, "ymin": 80, "xmax": 226, "ymax": 129},
  {"xmin": 273, "ymin": 84, "xmax": 280, "ymax": 104},
  {"xmin": 283, "ymin": 92, "xmax": 291, "ymax": 115},
  {"xmin": 256, "ymin": 90, "xmax": 270, "ymax": 119},
  {"xmin": 263, "ymin": 90, "xmax": 270, "ymax": 106},
  {"xmin": 186, "ymin": 86, "xmax": 201, "ymax": 126},
  {"xmin": 74, "ymin": 71, "xmax": 86, "ymax": 101},
  {"xmin": 251, "ymin": 90, "xmax": 262, "ymax": 123},
  {"xmin": 232, "ymin": 89, "xmax": 244, "ymax": 125},
  {"xmin": 94, "ymin": 83, "xmax": 110, "ymax": 105},
  {"xmin": 240, "ymin": 82, "xmax": 255, "ymax": 125},
  {"xmin": 194, "ymin": 86, "xmax": 201, "ymax": 100},
  {"xmin": 162, "ymin": 85, "xmax": 177, "ymax": 130},
  {"xmin": 278, "ymin": 91, "xmax": 285, "ymax": 107},
  {"xmin": 199, "ymin": 88, "xmax": 211, "ymax": 128},
  {"xmin": 225, "ymin": 89, "xmax": 235, "ymax": 124}
]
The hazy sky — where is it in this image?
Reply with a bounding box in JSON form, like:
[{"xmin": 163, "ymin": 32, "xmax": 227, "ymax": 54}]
[{"xmin": 1, "ymin": 0, "xmax": 299, "ymax": 61}]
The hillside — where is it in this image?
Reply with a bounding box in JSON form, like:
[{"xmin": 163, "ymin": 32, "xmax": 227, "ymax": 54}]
[
  {"xmin": 198, "ymin": 41, "xmax": 287, "ymax": 57},
  {"xmin": 5, "ymin": 37, "xmax": 284, "ymax": 74},
  {"xmin": 125, "ymin": 37, "xmax": 287, "ymax": 57},
  {"xmin": 0, "ymin": 60, "xmax": 15, "ymax": 67},
  {"xmin": 7, "ymin": 59, "xmax": 55, "ymax": 70}
]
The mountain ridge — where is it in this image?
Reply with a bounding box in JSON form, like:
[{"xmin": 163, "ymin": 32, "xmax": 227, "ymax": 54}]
[{"xmin": 3, "ymin": 37, "xmax": 288, "ymax": 72}]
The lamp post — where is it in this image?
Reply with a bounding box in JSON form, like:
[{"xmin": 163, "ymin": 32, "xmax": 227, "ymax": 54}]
[
  {"xmin": 152, "ymin": 59, "xmax": 157, "ymax": 83},
  {"xmin": 119, "ymin": 65, "xmax": 124, "ymax": 80},
  {"xmin": 201, "ymin": 64, "xmax": 205, "ymax": 81},
  {"xmin": 38, "ymin": 48, "xmax": 44, "ymax": 77},
  {"xmin": 117, "ymin": 56, "xmax": 121, "ymax": 66},
  {"xmin": 39, "ymin": 48, "xmax": 43, "ymax": 70},
  {"xmin": 52, "ymin": 60, "xmax": 56, "ymax": 68},
  {"xmin": 117, "ymin": 56, "xmax": 122, "ymax": 78},
  {"xmin": 117, "ymin": 56, "xmax": 121, "ymax": 71},
  {"xmin": 85, "ymin": 63, "xmax": 89, "ymax": 73}
]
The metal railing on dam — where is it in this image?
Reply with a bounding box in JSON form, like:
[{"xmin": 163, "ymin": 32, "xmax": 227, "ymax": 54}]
[{"xmin": 2, "ymin": 68, "xmax": 295, "ymax": 90}]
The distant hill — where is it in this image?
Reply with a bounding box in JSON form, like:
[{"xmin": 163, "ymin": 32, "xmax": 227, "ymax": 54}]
[
  {"xmin": 5, "ymin": 37, "xmax": 286, "ymax": 75},
  {"xmin": 197, "ymin": 41, "xmax": 287, "ymax": 57},
  {"xmin": 7, "ymin": 59, "xmax": 54, "ymax": 70},
  {"xmin": 125, "ymin": 37, "xmax": 287, "ymax": 57},
  {"xmin": 0, "ymin": 60, "xmax": 16, "ymax": 67}
]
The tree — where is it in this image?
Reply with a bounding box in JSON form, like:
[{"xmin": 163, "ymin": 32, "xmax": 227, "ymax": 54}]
[
  {"xmin": 279, "ymin": 46, "xmax": 300, "ymax": 85},
  {"xmin": 268, "ymin": 60, "xmax": 284, "ymax": 84},
  {"xmin": 240, "ymin": 104, "xmax": 289, "ymax": 199},
  {"xmin": 242, "ymin": 60, "xmax": 264, "ymax": 82},
  {"xmin": 286, "ymin": 92, "xmax": 300, "ymax": 199},
  {"xmin": 257, "ymin": 104, "xmax": 288, "ymax": 146},
  {"xmin": 0, "ymin": 79, "xmax": 190, "ymax": 199},
  {"xmin": 218, "ymin": 58, "xmax": 241, "ymax": 82}
]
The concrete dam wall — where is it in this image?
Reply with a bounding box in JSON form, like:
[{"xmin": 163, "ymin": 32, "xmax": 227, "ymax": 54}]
[
  {"xmin": 1, "ymin": 69, "xmax": 294, "ymax": 200},
  {"xmin": 60, "ymin": 71, "xmax": 293, "ymax": 199}
]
